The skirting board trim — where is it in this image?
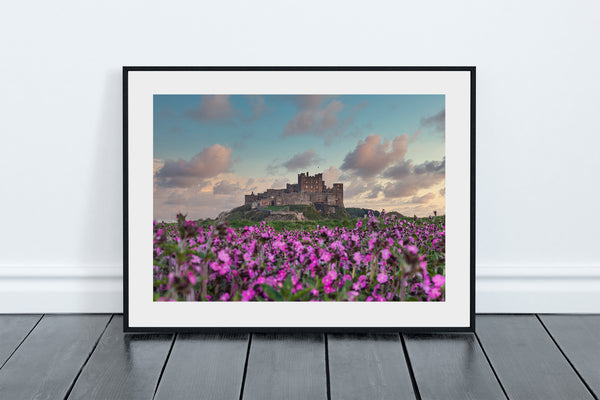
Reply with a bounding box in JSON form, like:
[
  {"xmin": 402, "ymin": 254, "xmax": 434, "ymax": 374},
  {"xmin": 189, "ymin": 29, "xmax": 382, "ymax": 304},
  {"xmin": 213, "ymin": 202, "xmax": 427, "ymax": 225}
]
[
  {"xmin": 0, "ymin": 266, "xmax": 123, "ymax": 313},
  {"xmin": 0, "ymin": 266, "xmax": 598, "ymax": 313},
  {"xmin": 476, "ymin": 266, "xmax": 600, "ymax": 313}
]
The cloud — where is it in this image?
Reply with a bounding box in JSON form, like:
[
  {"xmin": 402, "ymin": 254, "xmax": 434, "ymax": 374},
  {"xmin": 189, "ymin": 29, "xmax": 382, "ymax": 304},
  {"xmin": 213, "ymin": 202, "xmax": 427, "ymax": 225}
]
[
  {"xmin": 270, "ymin": 178, "xmax": 289, "ymax": 189},
  {"xmin": 366, "ymin": 184, "xmax": 384, "ymax": 199},
  {"xmin": 283, "ymin": 96, "xmax": 344, "ymax": 137},
  {"xmin": 153, "ymin": 158, "xmax": 164, "ymax": 176},
  {"xmin": 155, "ymin": 174, "xmax": 286, "ymax": 221},
  {"xmin": 155, "ymin": 187, "xmax": 242, "ymax": 222},
  {"xmin": 410, "ymin": 192, "xmax": 436, "ymax": 204},
  {"xmin": 382, "ymin": 158, "xmax": 445, "ymax": 198},
  {"xmin": 341, "ymin": 134, "xmax": 409, "ymax": 178},
  {"xmin": 408, "ymin": 129, "xmax": 422, "ymax": 143},
  {"xmin": 185, "ymin": 95, "xmax": 234, "ymax": 121},
  {"xmin": 213, "ymin": 180, "xmax": 242, "ymax": 195},
  {"xmin": 322, "ymin": 166, "xmax": 342, "ymax": 187},
  {"xmin": 343, "ymin": 180, "xmax": 371, "ymax": 199},
  {"xmin": 420, "ymin": 109, "xmax": 445, "ymax": 133},
  {"xmin": 281, "ymin": 149, "xmax": 322, "ymax": 172},
  {"xmin": 156, "ymin": 144, "xmax": 233, "ymax": 187},
  {"xmin": 382, "ymin": 160, "xmax": 412, "ymax": 180},
  {"xmin": 414, "ymin": 159, "xmax": 445, "ymax": 174}
]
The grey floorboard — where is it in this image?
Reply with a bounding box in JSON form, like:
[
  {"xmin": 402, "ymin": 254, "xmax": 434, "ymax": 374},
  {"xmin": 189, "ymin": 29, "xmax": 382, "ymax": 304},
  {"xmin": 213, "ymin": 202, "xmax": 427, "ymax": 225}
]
[
  {"xmin": 0, "ymin": 314, "xmax": 110, "ymax": 400},
  {"xmin": 0, "ymin": 314, "xmax": 41, "ymax": 367},
  {"xmin": 66, "ymin": 315, "xmax": 173, "ymax": 400},
  {"xmin": 154, "ymin": 333, "xmax": 249, "ymax": 400},
  {"xmin": 404, "ymin": 333, "xmax": 506, "ymax": 400},
  {"xmin": 476, "ymin": 315, "xmax": 594, "ymax": 400},
  {"xmin": 539, "ymin": 314, "xmax": 600, "ymax": 398},
  {"xmin": 328, "ymin": 333, "xmax": 415, "ymax": 400},
  {"xmin": 242, "ymin": 333, "xmax": 327, "ymax": 400}
]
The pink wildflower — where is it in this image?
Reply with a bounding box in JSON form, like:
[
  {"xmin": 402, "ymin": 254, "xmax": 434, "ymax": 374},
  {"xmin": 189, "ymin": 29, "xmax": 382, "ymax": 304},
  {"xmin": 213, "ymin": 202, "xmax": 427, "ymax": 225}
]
[
  {"xmin": 432, "ymin": 274, "xmax": 445, "ymax": 287},
  {"xmin": 218, "ymin": 249, "xmax": 231, "ymax": 264},
  {"xmin": 381, "ymin": 248, "xmax": 391, "ymax": 260},
  {"xmin": 241, "ymin": 288, "xmax": 255, "ymax": 301}
]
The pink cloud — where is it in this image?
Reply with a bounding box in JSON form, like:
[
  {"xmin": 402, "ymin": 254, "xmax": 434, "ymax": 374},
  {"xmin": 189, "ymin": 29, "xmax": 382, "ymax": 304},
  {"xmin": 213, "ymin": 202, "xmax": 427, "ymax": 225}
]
[
  {"xmin": 281, "ymin": 148, "xmax": 321, "ymax": 171},
  {"xmin": 410, "ymin": 192, "xmax": 436, "ymax": 204},
  {"xmin": 341, "ymin": 133, "xmax": 408, "ymax": 178},
  {"xmin": 157, "ymin": 144, "xmax": 233, "ymax": 187},
  {"xmin": 322, "ymin": 166, "xmax": 342, "ymax": 187},
  {"xmin": 420, "ymin": 109, "xmax": 445, "ymax": 133},
  {"xmin": 283, "ymin": 96, "xmax": 344, "ymax": 137},
  {"xmin": 213, "ymin": 180, "xmax": 242, "ymax": 195}
]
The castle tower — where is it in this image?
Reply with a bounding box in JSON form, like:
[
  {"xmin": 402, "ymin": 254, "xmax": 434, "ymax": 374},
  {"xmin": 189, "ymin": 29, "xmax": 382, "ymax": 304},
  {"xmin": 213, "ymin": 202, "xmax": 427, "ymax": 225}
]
[
  {"xmin": 333, "ymin": 183, "xmax": 344, "ymax": 206},
  {"xmin": 298, "ymin": 172, "xmax": 324, "ymax": 193}
]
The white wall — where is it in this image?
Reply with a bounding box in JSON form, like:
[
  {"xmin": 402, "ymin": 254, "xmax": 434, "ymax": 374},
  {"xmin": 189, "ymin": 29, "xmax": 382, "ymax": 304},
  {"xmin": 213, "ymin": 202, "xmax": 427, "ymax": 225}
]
[{"xmin": 1, "ymin": 0, "xmax": 599, "ymax": 313}]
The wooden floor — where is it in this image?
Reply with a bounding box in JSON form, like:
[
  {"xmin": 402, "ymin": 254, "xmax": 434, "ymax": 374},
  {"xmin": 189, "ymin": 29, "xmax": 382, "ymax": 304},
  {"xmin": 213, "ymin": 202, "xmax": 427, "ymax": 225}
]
[{"xmin": 0, "ymin": 315, "xmax": 598, "ymax": 400}]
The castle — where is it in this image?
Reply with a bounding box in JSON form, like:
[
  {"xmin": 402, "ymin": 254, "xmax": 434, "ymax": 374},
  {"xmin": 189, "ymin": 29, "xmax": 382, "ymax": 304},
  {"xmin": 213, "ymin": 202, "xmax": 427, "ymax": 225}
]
[{"xmin": 245, "ymin": 172, "xmax": 344, "ymax": 212}]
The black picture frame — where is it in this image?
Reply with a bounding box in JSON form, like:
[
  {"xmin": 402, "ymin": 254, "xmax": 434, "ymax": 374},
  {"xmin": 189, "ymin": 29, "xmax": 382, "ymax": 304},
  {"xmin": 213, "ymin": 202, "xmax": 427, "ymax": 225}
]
[{"xmin": 123, "ymin": 66, "xmax": 475, "ymax": 333}]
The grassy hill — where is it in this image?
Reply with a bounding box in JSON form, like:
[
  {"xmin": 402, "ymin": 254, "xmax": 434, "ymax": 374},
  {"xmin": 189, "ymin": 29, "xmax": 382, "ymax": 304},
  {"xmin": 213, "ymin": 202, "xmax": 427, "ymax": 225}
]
[
  {"xmin": 212, "ymin": 204, "xmax": 352, "ymax": 223},
  {"xmin": 346, "ymin": 207, "xmax": 381, "ymax": 218},
  {"xmin": 386, "ymin": 211, "xmax": 407, "ymax": 219},
  {"xmin": 218, "ymin": 204, "xmax": 270, "ymax": 222},
  {"xmin": 191, "ymin": 204, "xmax": 444, "ymax": 232}
]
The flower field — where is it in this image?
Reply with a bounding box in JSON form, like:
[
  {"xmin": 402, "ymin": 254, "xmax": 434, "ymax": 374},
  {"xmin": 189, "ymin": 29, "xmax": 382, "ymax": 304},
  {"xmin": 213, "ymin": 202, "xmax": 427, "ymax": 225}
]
[{"xmin": 153, "ymin": 212, "xmax": 445, "ymax": 302}]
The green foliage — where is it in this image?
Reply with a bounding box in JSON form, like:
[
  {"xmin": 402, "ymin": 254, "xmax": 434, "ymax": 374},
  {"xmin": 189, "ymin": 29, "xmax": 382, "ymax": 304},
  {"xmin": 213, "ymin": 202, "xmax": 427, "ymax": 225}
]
[
  {"xmin": 301, "ymin": 205, "xmax": 322, "ymax": 220},
  {"xmin": 386, "ymin": 211, "xmax": 407, "ymax": 219},
  {"xmin": 261, "ymin": 275, "xmax": 320, "ymax": 301},
  {"xmin": 224, "ymin": 205, "xmax": 270, "ymax": 222},
  {"xmin": 346, "ymin": 207, "xmax": 381, "ymax": 218},
  {"xmin": 331, "ymin": 206, "xmax": 351, "ymax": 220}
]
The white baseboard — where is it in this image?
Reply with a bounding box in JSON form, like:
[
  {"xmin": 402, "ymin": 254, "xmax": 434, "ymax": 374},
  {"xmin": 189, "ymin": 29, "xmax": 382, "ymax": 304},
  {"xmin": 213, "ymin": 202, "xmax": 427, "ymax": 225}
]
[
  {"xmin": 0, "ymin": 266, "xmax": 123, "ymax": 313},
  {"xmin": 0, "ymin": 266, "xmax": 599, "ymax": 313},
  {"xmin": 476, "ymin": 266, "xmax": 600, "ymax": 313}
]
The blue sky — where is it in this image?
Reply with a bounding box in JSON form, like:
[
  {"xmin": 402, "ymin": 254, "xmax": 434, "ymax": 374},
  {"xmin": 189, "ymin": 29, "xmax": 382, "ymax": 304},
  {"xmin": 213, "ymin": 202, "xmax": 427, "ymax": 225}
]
[{"xmin": 153, "ymin": 94, "xmax": 445, "ymax": 220}]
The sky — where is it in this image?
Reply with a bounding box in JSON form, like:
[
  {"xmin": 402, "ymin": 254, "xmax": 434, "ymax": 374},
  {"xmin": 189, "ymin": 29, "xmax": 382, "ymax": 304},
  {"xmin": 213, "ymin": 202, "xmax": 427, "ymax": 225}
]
[{"xmin": 154, "ymin": 94, "xmax": 445, "ymax": 221}]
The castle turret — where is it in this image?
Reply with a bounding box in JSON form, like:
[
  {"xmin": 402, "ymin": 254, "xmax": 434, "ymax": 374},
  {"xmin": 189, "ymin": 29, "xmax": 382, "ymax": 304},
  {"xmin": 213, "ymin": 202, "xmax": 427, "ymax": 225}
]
[
  {"xmin": 298, "ymin": 172, "xmax": 324, "ymax": 193},
  {"xmin": 333, "ymin": 183, "xmax": 344, "ymax": 206}
]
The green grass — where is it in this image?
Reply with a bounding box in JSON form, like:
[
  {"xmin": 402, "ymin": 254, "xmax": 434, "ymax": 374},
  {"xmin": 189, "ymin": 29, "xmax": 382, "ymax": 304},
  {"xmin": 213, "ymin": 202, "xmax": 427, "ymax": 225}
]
[
  {"xmin": 170, "ymin": 214, "xmax": 445, "ymax": 232},
  {"xmin": 199, "ymin": 219, "xmax": 356, "ymax": 231}
]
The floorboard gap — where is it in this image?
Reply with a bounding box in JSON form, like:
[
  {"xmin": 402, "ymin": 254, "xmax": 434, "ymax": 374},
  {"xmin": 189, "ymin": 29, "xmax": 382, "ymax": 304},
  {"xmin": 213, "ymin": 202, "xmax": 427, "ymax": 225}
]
[
  {"xmin": 152, "ymin": 333, "xmax": 177, "ymax": 400},
  {"xmin": 324, "ymin": 334, "xmax": 331, "ymax": 400},
  {"xmin": 400, "ymin": 333, "xmax": 422, "ymax": 400},
  {"xmin": 63, "ymin": 314, "xmax": 114, "ymax": 400},
  {"xmin": 535, "ymin": 314, "xmax": 598, "ymax": 400},
  {"xmin": 474, "ymin": 330, "xmax": 510, "ymax": 400},
  {"xmin": 237, "ymin": 333, "xmax": 253, "ymax": 400},
  {"xmin": 0, "ymin": 314, "xmax": 44, "ymax": 371}
]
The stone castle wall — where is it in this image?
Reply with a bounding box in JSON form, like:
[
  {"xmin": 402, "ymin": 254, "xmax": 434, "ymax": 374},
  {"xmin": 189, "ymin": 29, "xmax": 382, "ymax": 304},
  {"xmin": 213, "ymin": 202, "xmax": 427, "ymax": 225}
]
[{"xmin": 245, "ymin": 172, "xmax": 343, "ymax": 208}]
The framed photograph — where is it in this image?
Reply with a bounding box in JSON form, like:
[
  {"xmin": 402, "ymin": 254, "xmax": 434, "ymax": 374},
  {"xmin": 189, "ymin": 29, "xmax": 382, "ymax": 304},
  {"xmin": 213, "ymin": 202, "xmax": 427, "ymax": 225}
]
[{"xmin": 123, "ymin": 67, "xmax": 475, "ymax": 332}]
